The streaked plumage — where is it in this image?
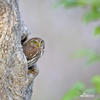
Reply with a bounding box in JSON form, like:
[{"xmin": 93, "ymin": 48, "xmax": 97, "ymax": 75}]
[{"xmin": 23, "ymin": 37, "xmax": 45, "ymax": 67}]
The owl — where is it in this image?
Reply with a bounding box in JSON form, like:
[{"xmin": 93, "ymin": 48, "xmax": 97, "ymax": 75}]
[{"xmin": 22, "ymin": 37, "xmax": 45, "ymax": 67}]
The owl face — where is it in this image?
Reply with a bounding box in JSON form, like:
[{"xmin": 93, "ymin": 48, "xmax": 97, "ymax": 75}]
[
  {"xmin": 30, "ymin": 38, "xmax": 45, "ymax": 56},
  {"xmin": 31, "ymin": 38, "xmax": 45, "ymax": 50}
]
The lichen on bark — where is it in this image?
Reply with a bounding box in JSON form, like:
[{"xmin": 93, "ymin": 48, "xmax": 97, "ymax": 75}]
[{"xmin": 0, "ymin": 0, "xmax": 38, "ymax": 99}]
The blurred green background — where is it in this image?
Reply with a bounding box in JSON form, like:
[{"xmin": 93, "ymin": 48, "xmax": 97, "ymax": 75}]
[{"xmin": 19, "ymin": 0, "xmax": 100, "ymax": 100}]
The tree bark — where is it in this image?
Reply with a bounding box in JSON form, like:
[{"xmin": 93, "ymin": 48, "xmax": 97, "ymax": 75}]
[{"xmin": 0, "ymin": 0, "xmax": 38, "ymax": 99}]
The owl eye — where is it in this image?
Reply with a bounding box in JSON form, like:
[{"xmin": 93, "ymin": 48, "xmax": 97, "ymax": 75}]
[
  {"xmin": 40, "ymin": 40, "xmax": 45, "ymax": 49},
  {"xmin": 33, "ymin": 41, "xmax": 37, "ymax": 44},
  {"xmin": 40, "ymin": 40, "xmax": 44, "ymax": 44}
]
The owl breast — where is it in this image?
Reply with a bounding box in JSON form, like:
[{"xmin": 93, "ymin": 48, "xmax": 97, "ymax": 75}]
[
  {"xmin": 23, "ymin": 45, "xmax": 39, "ymax": 60},
  {"xmin": 22, "ymin": 37, "xmax": 45, "ymax": 68},
  {"xmin": 27, "ymin": 49, "xmax": 41, "ymax": 67}
]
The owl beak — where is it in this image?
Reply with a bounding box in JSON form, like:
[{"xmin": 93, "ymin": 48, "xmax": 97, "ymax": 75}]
[{"xmin": 38, "ymin": 43, "xmax": 41, "ymax": 48}]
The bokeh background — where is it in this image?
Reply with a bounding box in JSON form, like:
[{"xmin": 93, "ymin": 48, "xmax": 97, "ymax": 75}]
[{"xmin": 19, "ymin": 0, "xmax": 100, "ymax": 100}]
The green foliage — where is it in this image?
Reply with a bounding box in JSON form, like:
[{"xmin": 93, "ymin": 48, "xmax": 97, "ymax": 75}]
[
  {"xmin": 57, "ymin": 0, "xmax": 100, "ymax": 100},
  {"xmin": 62, "ymin": 82, "xmax": 85, "ymax": 100},
  {"xmin": 73, "ymin": 49, "xmax": 90, "ymax": 58},
  {"xmin": 59, "ymin": 0, "xmax": 100, "ymax": 36},
  {"xmin": 74, "ymin": 49, "xmax": 100, "ymax": 65},
  {"xmin": 60, "ymin": 0, "xmax": 100, "ymax": 7},
  {"xmin": 96, "ymin": 99, "xmax": 100, "ymax": 100},
  {"xmin": 60, "ymin": 0, "xmax": 80, "ymax": 7},
  {"xmin": 61, "ymin": 0, "xmax": 100, "ymax": 22},
  {"xmin": 59, "ymin": 0, "xmax": 100, "ymax": 65},
  {"xmin": 92, "ymin": 76, "xmax": 100, "ymax": 94},
  {"xmin": 94, "ymin": 26, "xmax": 100, "ymax": 36},
  {"xmin": 62, "ymin": 78, "xmax": 100, "ymax": 100},
  {"xmin": 83, "ymin": 10, "xmax": 100, "ymax": 23}
]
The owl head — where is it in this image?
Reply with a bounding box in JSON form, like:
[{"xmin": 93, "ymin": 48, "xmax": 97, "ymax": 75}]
[
  {"xmin": 30, "ymin": 38, "xmax": 45, "ymax": 50},
  {"xmin": 23, "ymin": 37, "xmax": 45, "ymax": 63}
]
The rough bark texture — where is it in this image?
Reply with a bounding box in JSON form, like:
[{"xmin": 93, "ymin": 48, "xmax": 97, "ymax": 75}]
[{"xmin": 0, "ymin": 0, "xmax": 37, "ymax": 99}]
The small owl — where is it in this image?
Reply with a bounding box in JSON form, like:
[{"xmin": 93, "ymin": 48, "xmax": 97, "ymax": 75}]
[{"xmin": 22, "ymin": 37, "xmax": 45, "ymax": 67}]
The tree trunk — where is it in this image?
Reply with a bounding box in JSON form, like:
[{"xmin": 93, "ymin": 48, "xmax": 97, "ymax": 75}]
[{"xmin": 0, "ymin": 0, "xmax": 38, "ymax": 99}]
